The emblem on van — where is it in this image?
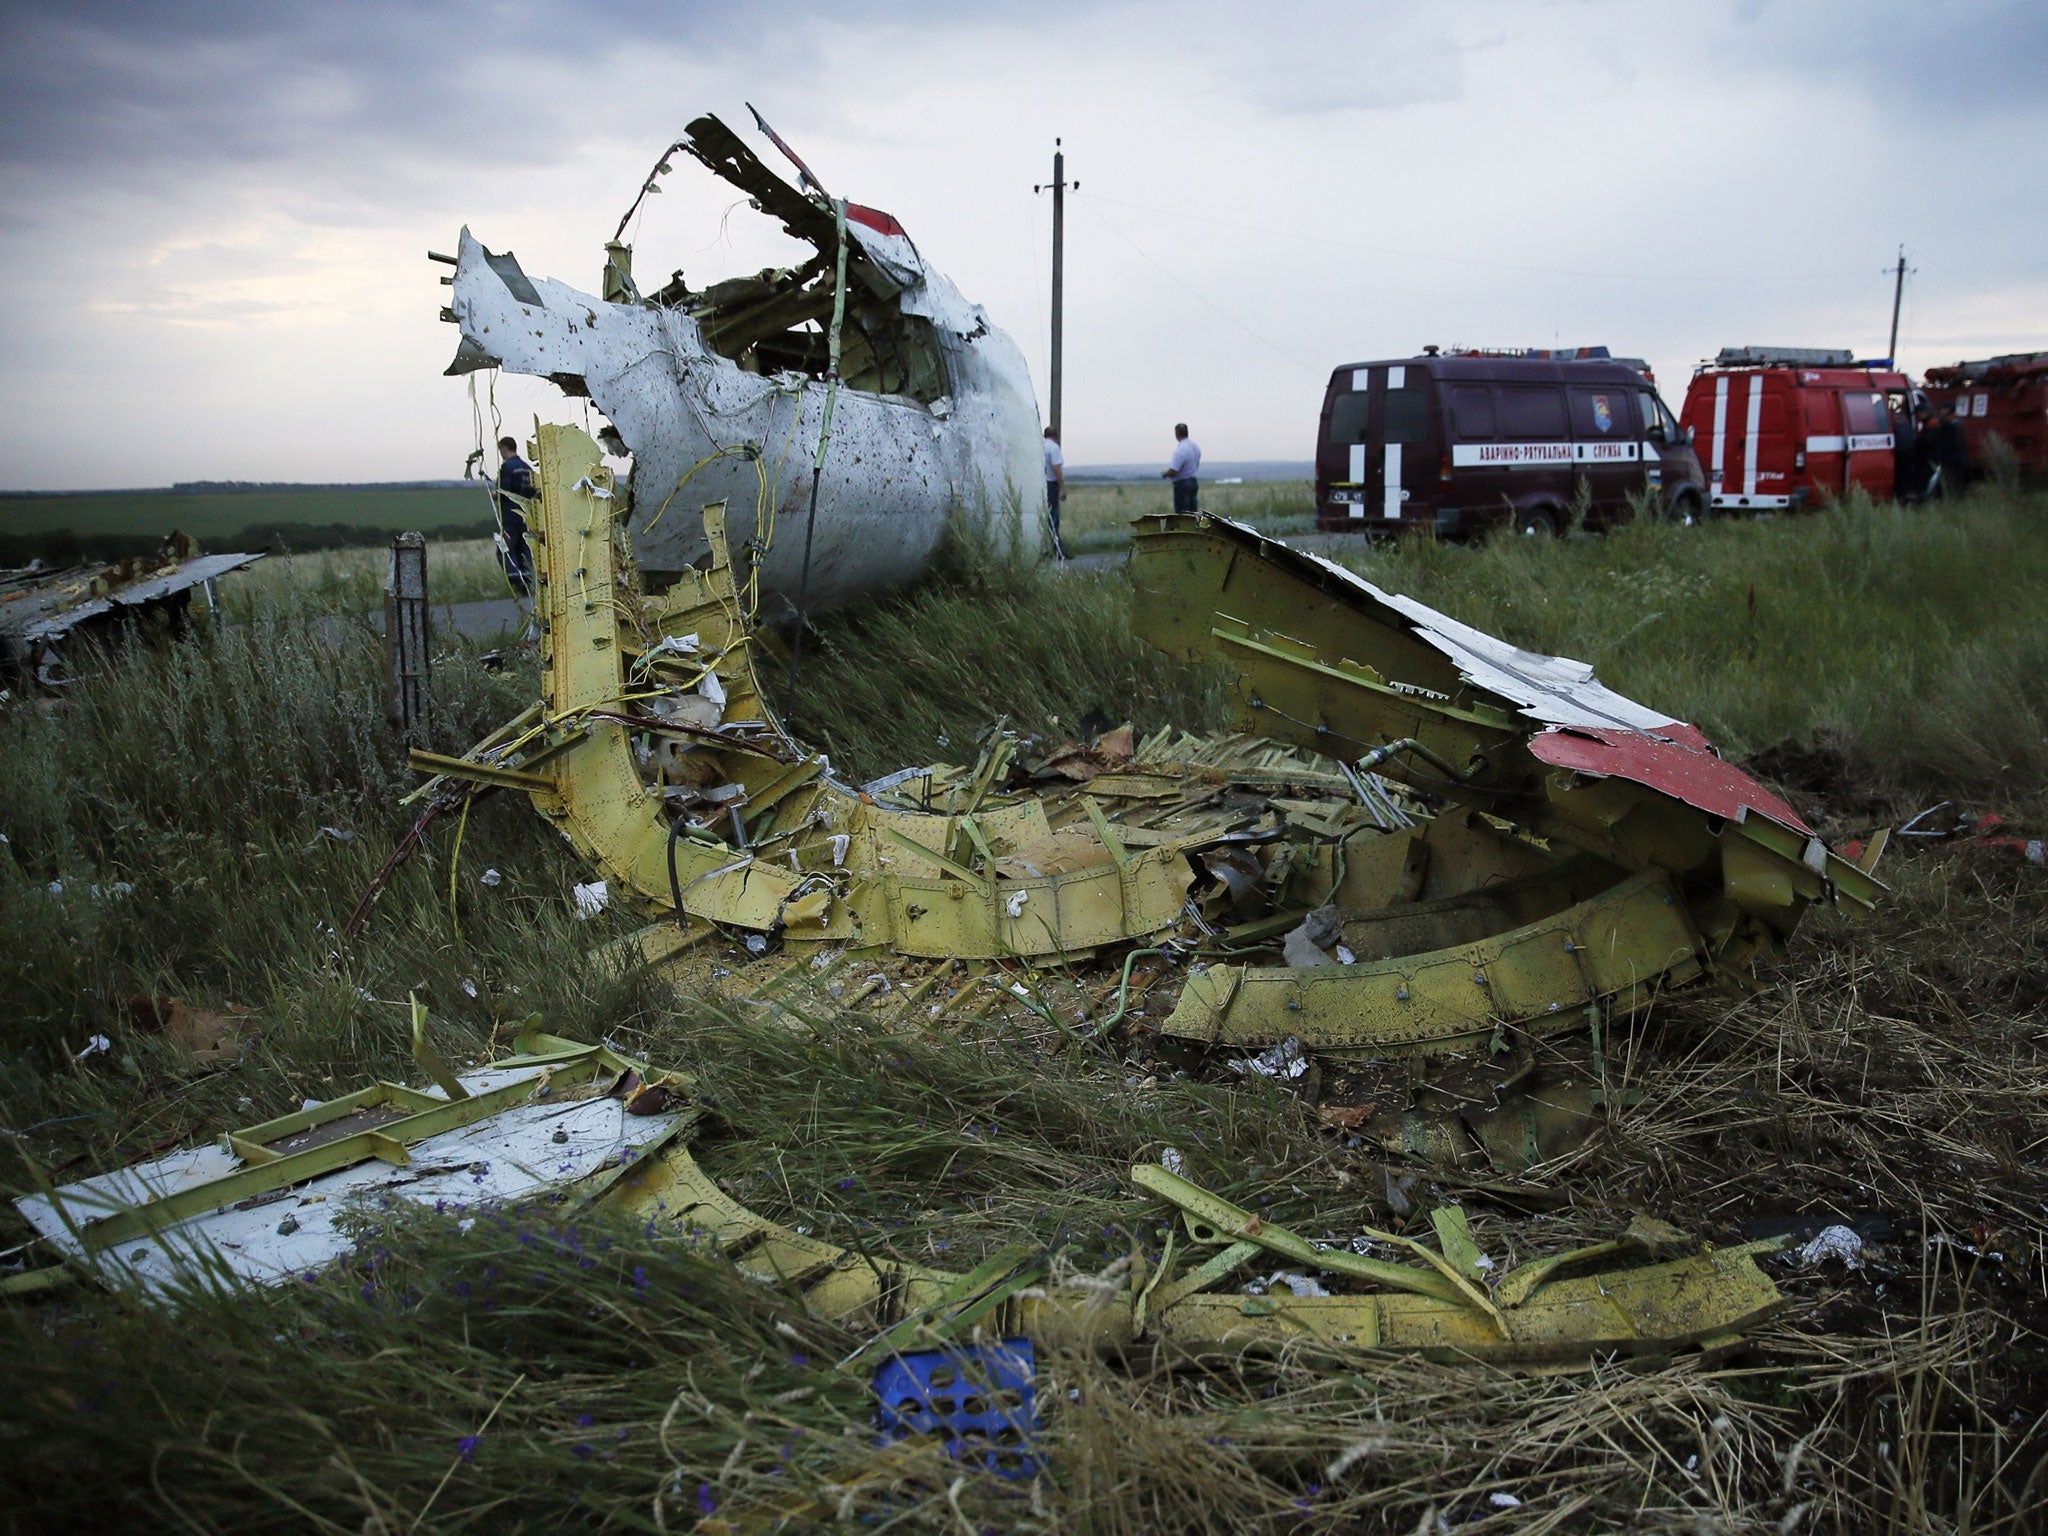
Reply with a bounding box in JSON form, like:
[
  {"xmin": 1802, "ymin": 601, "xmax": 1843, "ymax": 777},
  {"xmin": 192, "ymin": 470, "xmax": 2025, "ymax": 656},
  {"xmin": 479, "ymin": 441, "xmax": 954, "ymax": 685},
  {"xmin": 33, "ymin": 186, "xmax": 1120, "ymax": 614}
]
[{"xmin": 1592, "ymin": 395, "xmax": 1613, "ymax": 433}]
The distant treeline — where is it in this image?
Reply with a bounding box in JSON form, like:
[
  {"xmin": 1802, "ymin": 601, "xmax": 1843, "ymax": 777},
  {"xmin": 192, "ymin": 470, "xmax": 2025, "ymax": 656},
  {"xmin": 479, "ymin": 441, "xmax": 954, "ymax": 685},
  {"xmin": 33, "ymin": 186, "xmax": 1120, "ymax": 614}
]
[
  {"xmin": 0, "ymin": 520, "xmax": 495, "ymax": 568},
  {"xmin": 0, "ymin": 480, "xmax": 472, "ymax": 500}
]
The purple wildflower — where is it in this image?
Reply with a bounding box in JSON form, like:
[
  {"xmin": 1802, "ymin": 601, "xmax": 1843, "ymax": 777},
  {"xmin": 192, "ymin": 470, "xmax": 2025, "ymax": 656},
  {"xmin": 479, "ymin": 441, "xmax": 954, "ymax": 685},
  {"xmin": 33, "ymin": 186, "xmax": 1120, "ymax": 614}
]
[{"xmin": 457, "ymin": 1434, "xmax": 480, "ymax": 1463}]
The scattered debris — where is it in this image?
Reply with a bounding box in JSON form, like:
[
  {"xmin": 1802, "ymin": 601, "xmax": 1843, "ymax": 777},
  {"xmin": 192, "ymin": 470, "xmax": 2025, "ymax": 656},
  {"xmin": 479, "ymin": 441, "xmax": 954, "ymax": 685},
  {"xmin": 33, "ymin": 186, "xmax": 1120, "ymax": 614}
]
[
  {"xmin": 0, "ymin": 532, "xmax": 260, "ymax": 687},
  {"xmin": 12, "ymin": 1025, "xmax": 694, "ymax": 1294},
  {"xmin": 874, "ymin": 1341, "xmax": 1040, "ymax": 1481},
  {"xmin": 11, "ymin": 1031, "xmax": 1789, "ymax": 1363},
  {"xmin": 1228, "ymin": 1036, "xmax": 1310, "ymax": 1080},
  {"xmin": 401, "ymin": 435, "xmax": 1878, "ymax": 1169},
  {"xmin": 1793, "ymin": 1225, "xmax": 1866, "ymax": 1270}
]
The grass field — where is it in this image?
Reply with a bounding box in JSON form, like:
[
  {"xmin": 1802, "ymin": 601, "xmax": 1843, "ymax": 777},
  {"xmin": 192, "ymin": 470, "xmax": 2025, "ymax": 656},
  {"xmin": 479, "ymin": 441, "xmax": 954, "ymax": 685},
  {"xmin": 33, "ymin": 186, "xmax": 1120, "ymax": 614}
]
[
  {"xmin": 221, "ymin": 536, "xmax": 518, "ymax": 617},
  {"xmin": 0, "ymin": 486, "xmax": 489, "ymax": 543},
  {"xmin": 3, "ymin": 487, "xmax": 2046, "ymax": 1532},
  {"xmin": 1059, "ymin": 478, "xmax": 1315, "ymax": 553}
]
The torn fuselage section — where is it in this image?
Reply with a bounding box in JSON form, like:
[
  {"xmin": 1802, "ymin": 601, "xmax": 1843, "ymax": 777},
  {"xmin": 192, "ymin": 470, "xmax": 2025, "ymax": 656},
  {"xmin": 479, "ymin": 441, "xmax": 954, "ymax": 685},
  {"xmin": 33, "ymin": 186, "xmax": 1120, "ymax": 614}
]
[
  {"xmin": 443, "ymin": 114, "xmax": 1042, "ymax": 613},
  {"xmin": 411, "ymin": 433, "xmax": 1879, "ymax": 1172}
]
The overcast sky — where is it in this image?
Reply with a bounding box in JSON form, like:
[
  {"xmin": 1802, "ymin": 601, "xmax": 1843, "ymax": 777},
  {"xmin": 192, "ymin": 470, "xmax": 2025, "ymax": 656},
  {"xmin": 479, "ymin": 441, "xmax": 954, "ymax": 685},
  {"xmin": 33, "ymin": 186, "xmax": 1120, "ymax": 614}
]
[{"xmin": 1, "ymin": 0, "xmax": 2043, "ymax": 489}]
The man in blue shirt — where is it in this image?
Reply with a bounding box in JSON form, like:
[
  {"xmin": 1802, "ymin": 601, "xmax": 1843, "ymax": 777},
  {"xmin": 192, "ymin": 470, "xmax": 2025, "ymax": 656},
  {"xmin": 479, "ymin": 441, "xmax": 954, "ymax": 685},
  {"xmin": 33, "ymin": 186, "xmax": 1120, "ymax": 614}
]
[
  {"xmin": 1042, "ymin": 426, "xmax": 1067, "ymax": 560},
  {"xmin": 494, "ymin": 435, "xmax": 535, "ymax": 594},
  {"xmin": 1161, "ymin": 422, "xmax": 1200, "ymax": 514}
]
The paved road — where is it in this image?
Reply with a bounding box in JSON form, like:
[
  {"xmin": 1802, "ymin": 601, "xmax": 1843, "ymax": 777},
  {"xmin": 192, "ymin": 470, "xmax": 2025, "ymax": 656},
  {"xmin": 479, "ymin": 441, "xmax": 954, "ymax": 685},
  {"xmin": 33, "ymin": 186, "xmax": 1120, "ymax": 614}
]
[
  {"xmin": 320, "ymin": 597, "xmax": 527, "ymax": 646},
  {"xmin": 332, "ymin": 533, "xmax": 1365, "ymax": 646}
]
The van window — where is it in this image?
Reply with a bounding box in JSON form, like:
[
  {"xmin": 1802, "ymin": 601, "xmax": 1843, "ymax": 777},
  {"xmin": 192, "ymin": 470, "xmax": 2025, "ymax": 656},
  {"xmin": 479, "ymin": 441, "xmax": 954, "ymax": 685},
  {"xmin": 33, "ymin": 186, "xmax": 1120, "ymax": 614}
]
[
  {"xmin": 1569, "ymin": 388, "xmax": 1633, "ymax": 438},
  {"xmin": 1638, "ymin": 389, "xmax": 1675, "ymax": 437},
  {"xmin": 1843, "ymin": 390, "xmax": 1888, "ymax": 434},
  {"xmin": 1450, "ymin": 385, "xmax": 1494, "ymax": 438},
  {"xmin": 1496, "ymin": 386, "xmax": 1568, "ymax": 439},
  {"xmin": 1328, "ymin": 391, "xmax": 1370, "ymax": 445},
  {"xmin": 1383, "ymin": 387, "xmax": 1429, "ymax": 445}
]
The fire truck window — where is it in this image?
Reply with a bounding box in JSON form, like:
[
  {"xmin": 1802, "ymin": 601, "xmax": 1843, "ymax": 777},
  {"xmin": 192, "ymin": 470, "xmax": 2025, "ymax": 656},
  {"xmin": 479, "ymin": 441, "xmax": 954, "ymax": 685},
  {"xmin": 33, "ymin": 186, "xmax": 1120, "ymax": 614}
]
[
  {"xmin": 1328, "ymin": 392, "xmax": 1370, "ymax": 445},
  {"xmin": 1497, "ymin": 386, "xmax": 1568, "ymax": 439},
  {"xmin": 1450, "ymin": 386, "xmax": 1494, "ymax": 437},
  {"xmin": 1569, "ymin": 388, "xmax": 1634, "ymax": 437},
  {"xmin": 1843, "ymin": 391, "xmax": 1887, "ymax": 434},
  {"xmin": 1383, "ymin": 387, "xmax": 1429, "ymax": 444}
]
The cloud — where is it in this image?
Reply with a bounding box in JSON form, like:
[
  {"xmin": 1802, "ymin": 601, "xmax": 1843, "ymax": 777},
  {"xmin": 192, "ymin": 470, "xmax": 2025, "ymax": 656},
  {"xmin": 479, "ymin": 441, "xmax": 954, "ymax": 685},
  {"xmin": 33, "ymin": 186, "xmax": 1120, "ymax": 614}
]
[
  {"xmin": 1717, "ymin": 0, "xmax": 2048, "ymax": 115},
  {"xmin": 0, "ymin": 0, "xmax": 2044, "ymax": 487}
]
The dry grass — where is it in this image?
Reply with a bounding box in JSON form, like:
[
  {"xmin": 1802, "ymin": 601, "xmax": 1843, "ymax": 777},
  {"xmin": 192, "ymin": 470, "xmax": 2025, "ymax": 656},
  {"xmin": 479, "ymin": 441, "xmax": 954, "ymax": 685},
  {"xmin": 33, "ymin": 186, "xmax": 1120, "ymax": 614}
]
[{"xmin": 2, "ymin": 489, "xmax": 2046, "ymax": 1533}]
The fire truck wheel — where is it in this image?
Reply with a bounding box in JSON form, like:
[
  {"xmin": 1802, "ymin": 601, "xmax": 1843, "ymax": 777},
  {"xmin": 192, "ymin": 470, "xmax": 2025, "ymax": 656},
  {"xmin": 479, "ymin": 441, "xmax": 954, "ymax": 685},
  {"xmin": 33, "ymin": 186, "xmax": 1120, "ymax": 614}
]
[{"xmin": 1518, "ymin": 506, "xmax": 1559, "ymax": 539}]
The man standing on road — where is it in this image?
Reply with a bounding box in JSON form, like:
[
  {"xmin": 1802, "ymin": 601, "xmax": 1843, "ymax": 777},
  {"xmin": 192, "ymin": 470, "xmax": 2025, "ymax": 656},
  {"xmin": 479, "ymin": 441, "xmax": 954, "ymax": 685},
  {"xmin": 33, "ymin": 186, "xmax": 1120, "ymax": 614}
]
[
  {"xmin": 494, "ymin": 435, "xmax": 535, "ymax": 595},
  {"xmin": 1161, "ymin": 423, "xmax": 1201, "ymax": 514},
  {"xmin": 1042, "ymin": 426, "xmax": 1067, "ymax": 560}
]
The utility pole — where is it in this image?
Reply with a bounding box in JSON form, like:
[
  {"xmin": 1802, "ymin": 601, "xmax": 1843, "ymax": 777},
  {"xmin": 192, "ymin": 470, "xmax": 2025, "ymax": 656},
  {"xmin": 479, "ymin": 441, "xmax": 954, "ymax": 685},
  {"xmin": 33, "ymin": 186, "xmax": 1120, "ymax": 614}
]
[
  {"xmin": 1034, "ymin": 140, "xmax": 1077, "ymax": 437},
  {"xmin": 1887, "ymin": 246, "xmax": 1910, "ymax": 365}
]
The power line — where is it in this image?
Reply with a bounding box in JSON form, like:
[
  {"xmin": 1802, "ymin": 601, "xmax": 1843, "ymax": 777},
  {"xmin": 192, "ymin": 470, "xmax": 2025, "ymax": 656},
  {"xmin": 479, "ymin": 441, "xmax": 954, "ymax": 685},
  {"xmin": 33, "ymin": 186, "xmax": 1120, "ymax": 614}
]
[
  {"xmin": 1074, "ymin": 193, "xmax": 1319, "ymax": 375},
  {"xmin": 1080, "ymin": 191, "xmax": 1873, "ymax": 286}
]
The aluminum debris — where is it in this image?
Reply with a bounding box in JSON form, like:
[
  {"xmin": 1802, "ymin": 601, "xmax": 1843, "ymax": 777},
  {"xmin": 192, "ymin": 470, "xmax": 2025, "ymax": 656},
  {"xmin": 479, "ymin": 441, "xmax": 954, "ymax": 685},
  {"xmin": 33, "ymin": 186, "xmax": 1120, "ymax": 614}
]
[
  {"xmin": 0, "ymin": 533, "xmax": 260, "ymax": 685},
  {"xmin": 402, "ymin": 436, "xmax": 1878, "ymax": 1169},
  {"xmin": 10, "ymin": 1029, "xmax": 1787, "ymax": 1364},
  {"xmin": 441, "ymin": 113, "xmax": 1042, "ymax": 613}
]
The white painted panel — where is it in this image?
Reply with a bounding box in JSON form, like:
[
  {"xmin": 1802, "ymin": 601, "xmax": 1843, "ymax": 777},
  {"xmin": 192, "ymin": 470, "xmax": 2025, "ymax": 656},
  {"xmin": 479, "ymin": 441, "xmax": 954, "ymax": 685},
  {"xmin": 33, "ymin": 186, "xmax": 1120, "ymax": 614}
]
[{"xmin": 1742, "ymin": 375, "xmax": 1764, "ymax": 497}]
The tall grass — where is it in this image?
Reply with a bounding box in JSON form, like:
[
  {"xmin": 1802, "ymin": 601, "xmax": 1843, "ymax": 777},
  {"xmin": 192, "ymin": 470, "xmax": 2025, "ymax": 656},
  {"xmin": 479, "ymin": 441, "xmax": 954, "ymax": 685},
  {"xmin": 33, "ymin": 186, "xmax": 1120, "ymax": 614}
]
[
  {"xmin": 220, "ymin": 537, "xmax": 518, "ymax": 618},
  {"xmin": 1058, "ymin": 479, "xmax": 1316, "ymax": 555},
  {"xmin": 3, "ymin": 485, "xmax": 2046, "ymax": 1532},
  {"xmin": 1332, "ymin": 484, "xmax": 2048, "ymax": 810},
  {"xmin": 763, "ymin": 514, "xmax": 1230, "ymax": 777}
]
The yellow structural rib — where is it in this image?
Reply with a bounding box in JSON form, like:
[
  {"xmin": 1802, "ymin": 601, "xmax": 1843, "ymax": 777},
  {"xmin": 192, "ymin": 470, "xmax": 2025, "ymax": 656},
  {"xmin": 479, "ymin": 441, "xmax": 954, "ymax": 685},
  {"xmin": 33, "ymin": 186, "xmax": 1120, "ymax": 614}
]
[
  {"xmin": 606, "ymin": 1136, "xmax": 1783, "ymax": 1366},
  {"xmin": 419, "ymin": 423, "xmax": 1195, "ymax": 960},
  {"xmin": 1163, "ymin": 868, "xmax": 1704, "ymax": 1053}
]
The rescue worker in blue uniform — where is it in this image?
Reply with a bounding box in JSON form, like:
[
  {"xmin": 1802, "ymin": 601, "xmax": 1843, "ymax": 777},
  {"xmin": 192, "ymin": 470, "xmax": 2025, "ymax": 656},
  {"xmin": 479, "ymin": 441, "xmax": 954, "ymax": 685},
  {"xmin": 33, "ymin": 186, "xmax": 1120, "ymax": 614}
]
[{"xmin": 494, "ymin": 435, "xmax": 535, "ymax": 594}]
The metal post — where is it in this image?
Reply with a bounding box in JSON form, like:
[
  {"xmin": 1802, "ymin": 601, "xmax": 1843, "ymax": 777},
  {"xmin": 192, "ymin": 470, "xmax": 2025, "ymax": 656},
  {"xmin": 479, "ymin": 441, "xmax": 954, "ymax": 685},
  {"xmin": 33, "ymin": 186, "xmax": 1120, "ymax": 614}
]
[
  {"xmin": 387, "ymin": 531, "xmax": 429, "ymax": 743},
  {"xmin": 1034, "ymin": 142, "xmax": 1077, "ymax": 438},
  {"xmin": 1887, "ymin": 246, "xmax": 1908, "ymax": 365}
]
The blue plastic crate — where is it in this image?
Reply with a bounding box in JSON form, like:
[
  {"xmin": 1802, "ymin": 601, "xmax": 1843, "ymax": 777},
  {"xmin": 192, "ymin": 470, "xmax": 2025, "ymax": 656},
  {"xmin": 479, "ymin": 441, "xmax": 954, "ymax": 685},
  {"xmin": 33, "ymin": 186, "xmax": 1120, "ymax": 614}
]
[{"xmin": 872, "ymin": 1338, "xmax": 1040, "ymax": 1480}]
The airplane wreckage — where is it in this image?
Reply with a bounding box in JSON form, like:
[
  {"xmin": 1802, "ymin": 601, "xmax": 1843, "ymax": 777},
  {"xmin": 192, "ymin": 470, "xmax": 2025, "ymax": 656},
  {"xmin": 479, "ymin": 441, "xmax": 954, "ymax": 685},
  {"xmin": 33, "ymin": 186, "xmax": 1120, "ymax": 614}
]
[
  {"xmin": 15, "ymin": 419, "xmax": 1885, "ymax": 1377},
  {"xmin": 8, "ymin": 120, "xmax": 1892, "ymax": 1424},
  {"xmin": 0, "ymin": 534, "xmax": 260, "ymax": 687},
  {"xmin": 438, "ymin": 113, "xmax": 1043, "ymax": 612}
]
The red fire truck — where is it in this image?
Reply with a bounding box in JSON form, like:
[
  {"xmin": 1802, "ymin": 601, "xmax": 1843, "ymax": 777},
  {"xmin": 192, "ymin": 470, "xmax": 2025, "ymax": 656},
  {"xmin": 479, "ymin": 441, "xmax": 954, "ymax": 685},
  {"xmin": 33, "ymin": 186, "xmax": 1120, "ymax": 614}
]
[
  {"xmin": 1922, "ymin": 353, "xmax": 2048, "ymax": 481},
  {"xmin": 1678, "ymin": 347, "xmax": 1911, "ymax": 511}
]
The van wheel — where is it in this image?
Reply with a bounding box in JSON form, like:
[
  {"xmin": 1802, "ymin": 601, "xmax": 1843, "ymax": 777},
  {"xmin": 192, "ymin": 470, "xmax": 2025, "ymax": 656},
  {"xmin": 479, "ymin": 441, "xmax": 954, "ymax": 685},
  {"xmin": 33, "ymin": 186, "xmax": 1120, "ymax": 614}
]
[
  {"xmin": 1519, "ymin": 506, "xmax": 1559, "ymax": 538},
  {"xmin": 1668, "ymin": 490, "xmax": 1703, "ymax": 526}
]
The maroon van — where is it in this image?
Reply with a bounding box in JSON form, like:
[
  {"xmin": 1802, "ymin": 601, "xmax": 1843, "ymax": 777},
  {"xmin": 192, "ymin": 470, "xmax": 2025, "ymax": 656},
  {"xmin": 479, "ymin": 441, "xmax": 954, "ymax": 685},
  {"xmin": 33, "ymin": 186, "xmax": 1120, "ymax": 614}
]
[{"xmin": 1315, "ymin": 349, "xmax": 1705, "ymax": 537}]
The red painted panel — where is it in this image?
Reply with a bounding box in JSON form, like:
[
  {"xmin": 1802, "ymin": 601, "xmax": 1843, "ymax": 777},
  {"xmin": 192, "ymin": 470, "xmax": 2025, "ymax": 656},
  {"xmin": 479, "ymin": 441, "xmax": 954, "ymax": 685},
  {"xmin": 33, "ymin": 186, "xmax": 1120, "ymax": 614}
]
[{"xmin": 1529, "ymin": 726, "xmax": 1811, "ymax": 835}]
